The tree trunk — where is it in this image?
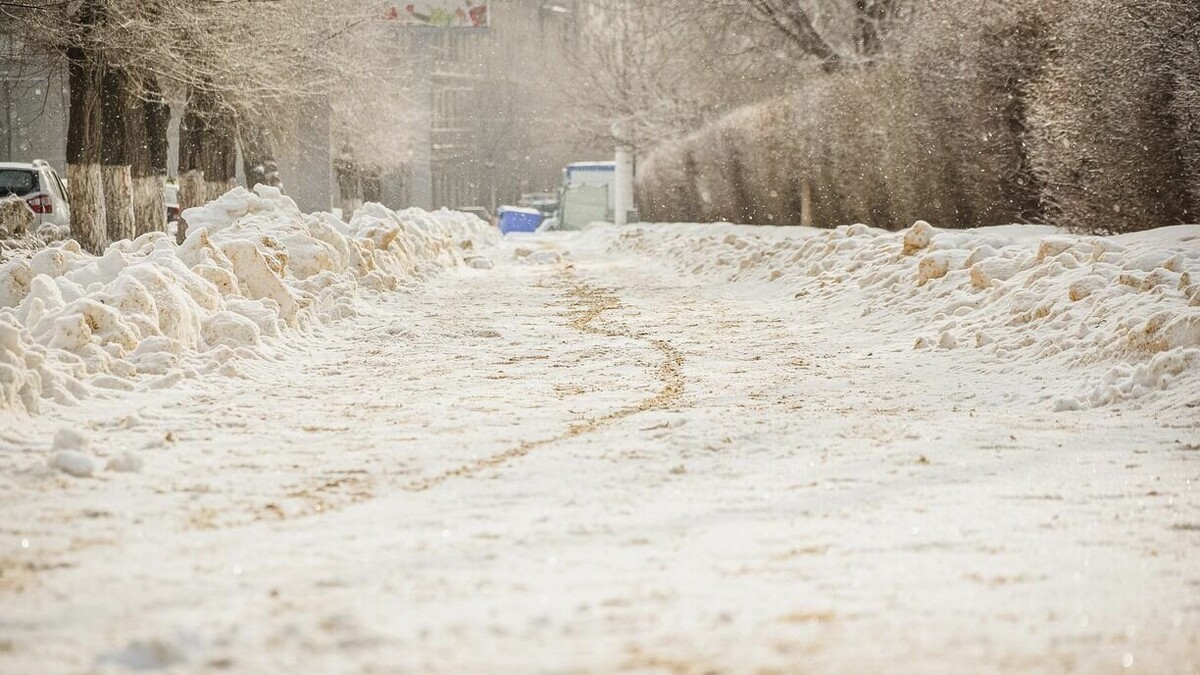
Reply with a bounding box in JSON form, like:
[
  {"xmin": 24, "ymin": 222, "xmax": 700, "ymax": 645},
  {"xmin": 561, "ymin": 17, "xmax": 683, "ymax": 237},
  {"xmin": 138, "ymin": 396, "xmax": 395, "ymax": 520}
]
[
  {"xmin": 133, "ymin": 78, "xmax": 170, "ymax": 236},
  {"xmin": 132, "ymin": 175, "xmax": 163, "ymax": 237},
  {"xmin": 100, "ymin": 66, "xmax": 135, "ymax": 244},
  {"xmin": 335, "ymin": 147, "xmax": 361, "ymax": 217},
  {"xmin": 66, "ymin": 33, "xmax": 107, "ymax": 255},
  {"xmin": 800, "ymin": 179, "xmax": 813, "ymax": 227},
  {"xmin": 239, "ymin": 120, "xmax": 282, "ymax": 190},
  {"xmin": 177, "ymin": 90, "xmax": 209, "ymax": 244},
  {"xmin": 362, "ymin": 165, "xmax": 383, "ymax": 203},
  {"xmin": 204, "ymin": 106, "xmax": 238, "ymax": 200}
]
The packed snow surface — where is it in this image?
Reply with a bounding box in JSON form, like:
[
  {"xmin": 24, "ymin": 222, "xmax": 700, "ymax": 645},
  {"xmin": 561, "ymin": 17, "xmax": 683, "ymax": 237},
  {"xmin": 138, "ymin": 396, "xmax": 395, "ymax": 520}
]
[{"xmin": 1, "ymin": 213, "xmax": 1197, "ymax": 674}]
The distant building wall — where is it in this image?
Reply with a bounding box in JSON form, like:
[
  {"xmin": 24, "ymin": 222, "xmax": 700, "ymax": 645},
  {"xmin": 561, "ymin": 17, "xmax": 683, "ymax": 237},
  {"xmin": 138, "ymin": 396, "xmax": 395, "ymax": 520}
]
[
  {"xmin": 408, "ymin": 32, "xmax": 434, "ymax": 210},
  {"xmin": 280, "ymin": 94, "xmax": 335, "ymax": 213},
  {"xmin": 427, "ymin": 0, "xmax": 600, "ymax": 211}
]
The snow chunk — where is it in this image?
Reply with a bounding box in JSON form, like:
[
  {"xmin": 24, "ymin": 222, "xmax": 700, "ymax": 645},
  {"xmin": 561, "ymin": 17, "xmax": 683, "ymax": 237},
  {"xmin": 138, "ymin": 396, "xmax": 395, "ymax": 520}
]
[
  {"xmin": 100, "ymin": 637, "xmax": 190, "ymax": 670},
  {"xmin": 107, "ymin": 451, "xmax": 144, "ymax": 473},
  {"xmin": 529, "ymin": 251, "xmax": 563, "ymax": 265},
  {"xmin": 51, "ymin": 450, "xmax": 95, "ymax": 478},
  {"xmin": 1075, "ymin": 349, "xmax": 1200, "ymax": 409},
  {"xmin": 52, "ymin": 428, "xmax": 90, "ymax": 452},
  {"xmin": 969, "ymin": 257, "xmax": 1022, "ymax": 289},
  {"xmin": 903, "ymin": 220, "xmax": 936, "ymax": 256},
  {"xmin": 466, "ymin": 256, "xmax": 495, "ymax": 270}
]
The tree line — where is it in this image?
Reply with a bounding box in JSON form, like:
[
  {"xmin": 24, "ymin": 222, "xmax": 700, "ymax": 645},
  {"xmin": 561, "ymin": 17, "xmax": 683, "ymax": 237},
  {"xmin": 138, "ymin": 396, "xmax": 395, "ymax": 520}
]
[
  {"xmin": 3, "ymin": 0, "xmax": 411, "ymax": 252},
  {"xmin": 628, "ymin": 0, "xmax": 1200, "ymax": 233}
]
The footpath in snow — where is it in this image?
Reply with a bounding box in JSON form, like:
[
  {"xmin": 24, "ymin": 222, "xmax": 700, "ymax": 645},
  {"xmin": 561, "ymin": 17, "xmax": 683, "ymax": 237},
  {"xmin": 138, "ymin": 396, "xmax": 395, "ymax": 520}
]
[{"xmin": 0, "ymin": 201, "xmax": 1198, "ymax": 673}]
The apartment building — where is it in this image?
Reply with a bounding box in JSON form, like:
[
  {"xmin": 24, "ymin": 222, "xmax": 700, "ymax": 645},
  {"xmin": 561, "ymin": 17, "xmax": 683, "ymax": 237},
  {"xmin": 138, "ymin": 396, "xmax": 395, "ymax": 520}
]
[{"xmin": 426, "ymin": 0, "xmax": 592, "ymax": 211}]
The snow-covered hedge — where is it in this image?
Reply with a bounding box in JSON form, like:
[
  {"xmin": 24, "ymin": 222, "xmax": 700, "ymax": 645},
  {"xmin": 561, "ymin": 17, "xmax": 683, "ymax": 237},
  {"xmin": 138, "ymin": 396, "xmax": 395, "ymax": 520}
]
[
  {"xmin": 616, "ymin": 221, "xmax": 1200, "ymax": 410},
  {"xmin": 0, "ymin": 187, "xmax": 498, "ymax": 414},
  {"xmin": 638, "ymin": 0, "xmax": 1200, "ymax": 233}
]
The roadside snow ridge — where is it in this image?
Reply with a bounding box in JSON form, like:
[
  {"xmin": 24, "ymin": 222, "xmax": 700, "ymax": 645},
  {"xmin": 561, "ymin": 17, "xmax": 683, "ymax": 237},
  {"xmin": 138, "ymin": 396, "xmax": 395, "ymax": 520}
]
[
  {"xmin": 616, "ymin": 221, "xmax": 1200, "ymax": 411},
  {"xmin": 0, "ymin": 186, "xmax": 498, "ymax": 414}
]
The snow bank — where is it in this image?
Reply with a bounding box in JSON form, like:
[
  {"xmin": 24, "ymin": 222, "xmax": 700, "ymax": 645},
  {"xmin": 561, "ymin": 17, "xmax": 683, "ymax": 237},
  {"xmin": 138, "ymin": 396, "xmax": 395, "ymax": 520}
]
[
  {"xmin": 615, "ymin": 222, "xmax": 1200, "ymax": 410},
  {"xmin": 0, "ymin": 187, "xmax": 498, "ymax": 414}
]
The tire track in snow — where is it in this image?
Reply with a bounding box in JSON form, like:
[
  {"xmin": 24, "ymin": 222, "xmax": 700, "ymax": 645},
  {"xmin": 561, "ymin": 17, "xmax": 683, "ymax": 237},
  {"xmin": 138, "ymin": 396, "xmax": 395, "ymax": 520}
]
[{"xmin": 404, "ymin": 267, "xmax": 685, "ymax": 492}]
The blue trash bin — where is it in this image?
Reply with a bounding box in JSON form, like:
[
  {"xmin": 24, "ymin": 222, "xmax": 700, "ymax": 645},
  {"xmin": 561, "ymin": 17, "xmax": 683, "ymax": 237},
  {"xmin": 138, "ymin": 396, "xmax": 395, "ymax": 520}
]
[{"xmin": 498, "ymin": 207, "xmax": 544, "ymax": 234}]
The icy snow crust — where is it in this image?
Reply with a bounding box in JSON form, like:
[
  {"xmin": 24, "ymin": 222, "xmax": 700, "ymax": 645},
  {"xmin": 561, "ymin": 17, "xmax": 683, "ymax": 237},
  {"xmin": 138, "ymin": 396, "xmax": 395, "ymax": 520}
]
[
  {"xmin": 615, "ymin": 221, "xmax": 1200, "ymax": 411},
  {"xmin": 0, "ymin": 186, "xmax": 498, "ymax": 414}
]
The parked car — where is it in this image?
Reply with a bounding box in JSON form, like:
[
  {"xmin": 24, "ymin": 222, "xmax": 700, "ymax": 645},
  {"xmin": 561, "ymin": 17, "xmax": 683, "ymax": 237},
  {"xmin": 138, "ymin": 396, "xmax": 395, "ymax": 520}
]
[{"xmin": 0, "ymin": 160, "xmax": 71, "ymax": 232}]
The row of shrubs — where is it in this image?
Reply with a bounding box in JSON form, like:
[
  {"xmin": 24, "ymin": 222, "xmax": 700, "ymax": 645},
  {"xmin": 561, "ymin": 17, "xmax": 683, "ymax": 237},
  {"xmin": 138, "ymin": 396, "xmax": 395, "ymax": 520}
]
[{"xmin": 636, "ymin": 0, "xmax": 1200, "ymax": 233}]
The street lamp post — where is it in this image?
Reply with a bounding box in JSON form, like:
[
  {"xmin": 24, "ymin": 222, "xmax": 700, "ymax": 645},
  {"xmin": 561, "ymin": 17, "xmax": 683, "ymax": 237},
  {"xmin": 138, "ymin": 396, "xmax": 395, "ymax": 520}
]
[
  {"xmin": 610, "ymin": 117, "xmax": 635, "ymax": 226},
  {"xmin": 614, "ymin": 143, "xmax": 633, "ymax": 226}
]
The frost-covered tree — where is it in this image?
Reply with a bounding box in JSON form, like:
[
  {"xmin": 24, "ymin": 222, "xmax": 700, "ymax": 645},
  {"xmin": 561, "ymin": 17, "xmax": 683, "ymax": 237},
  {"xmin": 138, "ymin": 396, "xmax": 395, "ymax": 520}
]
[
  {"xmin": 330, "ymin": 24, "xmax": 424, "ymax": 215},
  {"xmin": 736, "ymin": 0, "xmax": 906, "ymax": 66},
  {"xmin": 563, "ymin": 0, "xmax": 912, "ymax": 154},
  {"xmin": 565, "ymin": 0, "xmax": 800, "ymax": 153},
  {"xmin": 637, "ymin": 0, "xmax": 1200, "ymax": 233},
  {"xmin": 2, "ymin": 0, "xmax": 387, "ymax": 250}
]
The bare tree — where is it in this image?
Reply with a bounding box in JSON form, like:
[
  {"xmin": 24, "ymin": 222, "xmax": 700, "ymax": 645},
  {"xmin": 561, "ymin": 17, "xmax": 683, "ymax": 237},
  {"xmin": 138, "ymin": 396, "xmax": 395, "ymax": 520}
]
[
  {"xmin": 8, "ymin": 0, "xmax": 387, "ymax": 245},
  {"xmin": 133, "ymin": 78, "xmax": 170, "ymax": 236},
  {"xmin": 734, "ymin": 0, "xmax": 909, "ymax": 65},
  {"xmin": 744, "ymin": 0, "xmax": 845, "ymax": 71},
  {"xmin": 565, "ymin": 0, "xmax": 800, "ymax": 153},
  {"xmin": 99, "ymin": 65, "xmax": 135, "ymax": 242},
  {"xmin": 63, "ymin": 0, "xmax": 107, "ymax": 254}
]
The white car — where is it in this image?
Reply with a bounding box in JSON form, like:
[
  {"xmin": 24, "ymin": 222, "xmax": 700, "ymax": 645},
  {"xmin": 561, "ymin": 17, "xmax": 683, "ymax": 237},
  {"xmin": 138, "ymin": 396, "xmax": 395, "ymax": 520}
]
[{"xmin": 0, "ymin": 160, "xmax": 71, "ymax": 232}]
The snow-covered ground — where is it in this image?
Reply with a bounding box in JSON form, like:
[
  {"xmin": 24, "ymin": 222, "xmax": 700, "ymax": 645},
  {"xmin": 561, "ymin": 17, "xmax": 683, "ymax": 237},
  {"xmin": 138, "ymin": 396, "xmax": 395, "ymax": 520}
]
[{"xmin": 1, "ymin": 204, "xmax": 1198, "ymax": 673}]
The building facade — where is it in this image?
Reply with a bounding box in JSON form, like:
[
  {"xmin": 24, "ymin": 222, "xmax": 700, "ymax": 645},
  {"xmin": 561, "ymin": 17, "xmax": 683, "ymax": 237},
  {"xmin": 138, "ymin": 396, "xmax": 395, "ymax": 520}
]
[{"xmin": 424, "ymin": 0, "xmax": 596, "ymax": 211}]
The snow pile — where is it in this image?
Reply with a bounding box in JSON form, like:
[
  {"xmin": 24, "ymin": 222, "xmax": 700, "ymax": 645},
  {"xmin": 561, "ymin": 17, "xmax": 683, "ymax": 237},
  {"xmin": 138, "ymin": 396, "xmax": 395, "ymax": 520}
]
[
  {"xmin": 0, "ymin": 195, "xmax": 35, "ymax": 238},
  {"xmin": 0, "ymin": 186, "xmax": 497, "ymax": 414},
  {"xmin": 615, "ymin": 221, "xmax": 1200, "ymax": 410}
]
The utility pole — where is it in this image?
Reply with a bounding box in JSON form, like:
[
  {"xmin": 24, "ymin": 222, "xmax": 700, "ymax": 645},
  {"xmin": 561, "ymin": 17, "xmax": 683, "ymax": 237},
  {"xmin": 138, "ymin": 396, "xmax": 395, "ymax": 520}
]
[
  {"xmin": 2, "ymin": 78, "xmax": 11, "ymax": 161},
  {"xmin": 611, "ymin": 4, "xmax": 635, "ymax": 226},
  {"xmin": 1, "ymin": 35, "xmax": 12, "ymax": 161},
  {"xmin": 614, "ymin": 141, "xmax": 633, "ymax": 226}
]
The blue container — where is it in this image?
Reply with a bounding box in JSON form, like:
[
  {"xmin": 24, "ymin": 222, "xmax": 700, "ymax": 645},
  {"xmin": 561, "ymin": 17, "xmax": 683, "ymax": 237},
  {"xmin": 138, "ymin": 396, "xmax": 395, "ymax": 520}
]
[{"xmin": 498, "ymin": 207, "xmax": 544, "ymax": 234}]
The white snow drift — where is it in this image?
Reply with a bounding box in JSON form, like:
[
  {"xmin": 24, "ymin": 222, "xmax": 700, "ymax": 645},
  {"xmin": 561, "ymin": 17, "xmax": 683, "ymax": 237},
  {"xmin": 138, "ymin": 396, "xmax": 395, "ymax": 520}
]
[
  {"xmin": 0, "ymin": 186, "xmax": 497, "ymax": 414},
  {"xmin": 615, "ymin": 221, "xmax": 1200, "ymax": 410},
  {"xmin": 4, "ymin": 201, "xmax": 1195, "ymax": 416}
]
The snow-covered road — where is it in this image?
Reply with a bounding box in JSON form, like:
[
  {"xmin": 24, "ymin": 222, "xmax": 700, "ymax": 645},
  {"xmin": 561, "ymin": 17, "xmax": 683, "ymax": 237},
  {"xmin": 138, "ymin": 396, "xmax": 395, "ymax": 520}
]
[{"xmin": 3, "ymin": 227, "xmax": 1199, "ymax": 674}]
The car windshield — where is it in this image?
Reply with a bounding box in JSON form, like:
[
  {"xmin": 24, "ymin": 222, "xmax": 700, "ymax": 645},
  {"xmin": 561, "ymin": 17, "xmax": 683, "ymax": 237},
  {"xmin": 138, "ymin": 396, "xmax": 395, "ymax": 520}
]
[{"xmin": 0, "ymin": 169, "xmax": 38, "ymax": 197}]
